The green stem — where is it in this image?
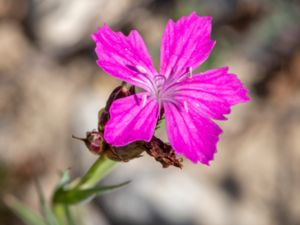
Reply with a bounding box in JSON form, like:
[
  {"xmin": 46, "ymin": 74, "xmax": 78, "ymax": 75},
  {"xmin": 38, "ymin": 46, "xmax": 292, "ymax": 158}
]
[
  {"xmin": 52, "ymin": 204, "xmax": 66, "ymax": 225},
  {"xmin": 52, "ymin": 155, "xmax": 116, "ymax": 224},
  {"xmin": 64, "ymin": 206, "xmax": 76, "ymax": 225},
  {"xmin": 75, "ymin": 154, "xmax": 117, "ymax": 189}
]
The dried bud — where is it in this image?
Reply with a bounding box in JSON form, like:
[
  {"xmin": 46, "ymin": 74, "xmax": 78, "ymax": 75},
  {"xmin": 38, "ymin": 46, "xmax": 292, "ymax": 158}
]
[
  {"xmin": 74, "ymin": 132, "xmax": 183, "ymax": 167},
  {"xmin": 105, "ymin": 83, "xmax": 135, "ymax": 111},
  {"xmin": 98, "ymin": 83, "xmax": 135, "ymax": 132},
  {"xmin": 98, "ymin": 108, "xmax": 109, "ymax": 132},
  {"xmin": 72, "ymin": 131, "xmax": 106, "ymax": 155},
  {"xmin": 107, "ymin": 141, "xmax": 146, "ymax": 162},
  {"xmin": 145, "ymin": 136, "xmax": 183, "ymax": 168},
  {"xmin": 73, "ymin": 132, "xmax": 146, "ymax": 162}
]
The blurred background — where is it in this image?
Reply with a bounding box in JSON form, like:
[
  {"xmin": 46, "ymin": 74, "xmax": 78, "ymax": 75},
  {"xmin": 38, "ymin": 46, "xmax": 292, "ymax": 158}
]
[{"xmin": 1, "ymin": 0, "xmax": 300, "ymax": 225}]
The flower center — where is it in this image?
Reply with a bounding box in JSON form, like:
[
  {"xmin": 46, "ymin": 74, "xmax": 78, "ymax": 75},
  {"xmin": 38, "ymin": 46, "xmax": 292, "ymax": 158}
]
[{"xmin": 133, "ymin": 65, "xmax": 193, "ymax": 108}]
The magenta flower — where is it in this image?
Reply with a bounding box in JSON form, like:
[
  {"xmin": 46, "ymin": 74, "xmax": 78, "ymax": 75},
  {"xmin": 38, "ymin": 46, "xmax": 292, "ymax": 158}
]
[{"xmin": 92, "ymin": 12, "xmax": 249, "ymax": 165}]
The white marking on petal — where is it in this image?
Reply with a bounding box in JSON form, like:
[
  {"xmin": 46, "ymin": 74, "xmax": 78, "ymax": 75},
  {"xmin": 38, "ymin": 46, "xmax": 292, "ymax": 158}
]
[
  {"xmin": 188, "ymin": 66, "xmax": 193, "ymax": 78},
  {"xmin": 142, "ymin": 94, "xmax": 147, "ymax": 107},
  {"xmin": 136, "ymin": 65, "xmax": 147, "ymax": 74},
  {"xmin": 184, "ymin": 101, "xmax": 189, "ymax": 113},
  {"xmin": 131, "ymin": 77, "xmax": 143, "ymax": 83}
]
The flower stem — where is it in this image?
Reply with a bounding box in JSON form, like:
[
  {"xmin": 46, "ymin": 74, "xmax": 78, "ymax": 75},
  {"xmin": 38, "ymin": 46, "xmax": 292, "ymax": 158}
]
[
  {"xmin": 52, "ymin": 154, "xmax": 116, "ymax": 224},
  {"xmin": 64, "ymin": 205, "xmax": 76, "ymax": 225},
  {"xmin": 75, "ymin": 154, "xmax": 117, "ymax": 189},
  {"xmin": 52, "ymin": 204, "xmax": 67, "ymax": 225}
]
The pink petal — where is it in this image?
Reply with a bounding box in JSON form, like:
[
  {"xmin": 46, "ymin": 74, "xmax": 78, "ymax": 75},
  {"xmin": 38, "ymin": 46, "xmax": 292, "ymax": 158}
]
[
  {"xmin": 104, "ymin": 93, "xmax": 159, "ymax": 146},
  {"xmin": 174, "ymin": 67, "xmax": 250, "ymax": 120},
  {"xmin": 92, "ymin": 25, "xmax": 157, "ymax": 90},
  {"xmin": 164, "ymin": 101, "xmax": 222, "ymax": 165},
  {"xmin": 160, "ymin": 12, "xmax": 215, "ymax": 79},
  {"xmin": 164, "ymin": 67, "xmax": 249, "ymax": 164}
]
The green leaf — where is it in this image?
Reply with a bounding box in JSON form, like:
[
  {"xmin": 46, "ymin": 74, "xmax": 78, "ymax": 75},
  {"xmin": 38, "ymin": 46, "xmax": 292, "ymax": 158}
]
[
  {"xmin": 51, "ymin": 170, "xmax": 72, "ymax": 225},
  {"xmin": 64, "ymin": 205, "xmax": 77, "ymax": 225},
  {"xmin": 35, "ymin": 180, "xmax": 60, "ymax": 225},
  {"xmin": 53, "ymin": 181, "xmax": 130, "ymax": 205},
  {"xmin": 5, "ymin": 196, "xmax": 48, "ymax": 225},
  {"xmin": 55, "ymin": 170, "xmax": 71, "ymax": 191}
]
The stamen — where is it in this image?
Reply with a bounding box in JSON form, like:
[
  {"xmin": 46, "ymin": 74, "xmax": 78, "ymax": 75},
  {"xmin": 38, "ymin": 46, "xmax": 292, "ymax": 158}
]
[
  {"xmin": 130, "ymin": 64, "xmax": 159, "ymax": 94},
  {"xmin": 184, "ymin": 101, "xmax": 189, "ymax": 113},
  {"xmin": 131, "ymin": 72, "xmax": 155, "ymax": 93},
  {"xmin": 154, "ymin": 75, "xmax": 166, "ymax": 88},
  {"xmin": 174, "ymin": 66, "xmax": 193, "ymax": 83},
  {"xmin": 131, "ymin": 77, "xmax": 149, "ymax": 91}
]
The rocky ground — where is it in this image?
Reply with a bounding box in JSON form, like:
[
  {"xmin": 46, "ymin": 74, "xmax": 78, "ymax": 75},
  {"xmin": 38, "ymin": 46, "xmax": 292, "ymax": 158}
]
[{"xmin": 0, "ymin": 0, "xmax": 300, "ymax": 225}]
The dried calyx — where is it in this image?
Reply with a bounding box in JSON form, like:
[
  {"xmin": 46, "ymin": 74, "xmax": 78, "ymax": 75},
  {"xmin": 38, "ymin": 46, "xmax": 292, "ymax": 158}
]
[
  {"xmin": 145, "ymin": 136, "xmax": 183, "ymax": 168},
  {"xmin": 73, "ymin": 83, "xmax": 183, "ymax": 168}
]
